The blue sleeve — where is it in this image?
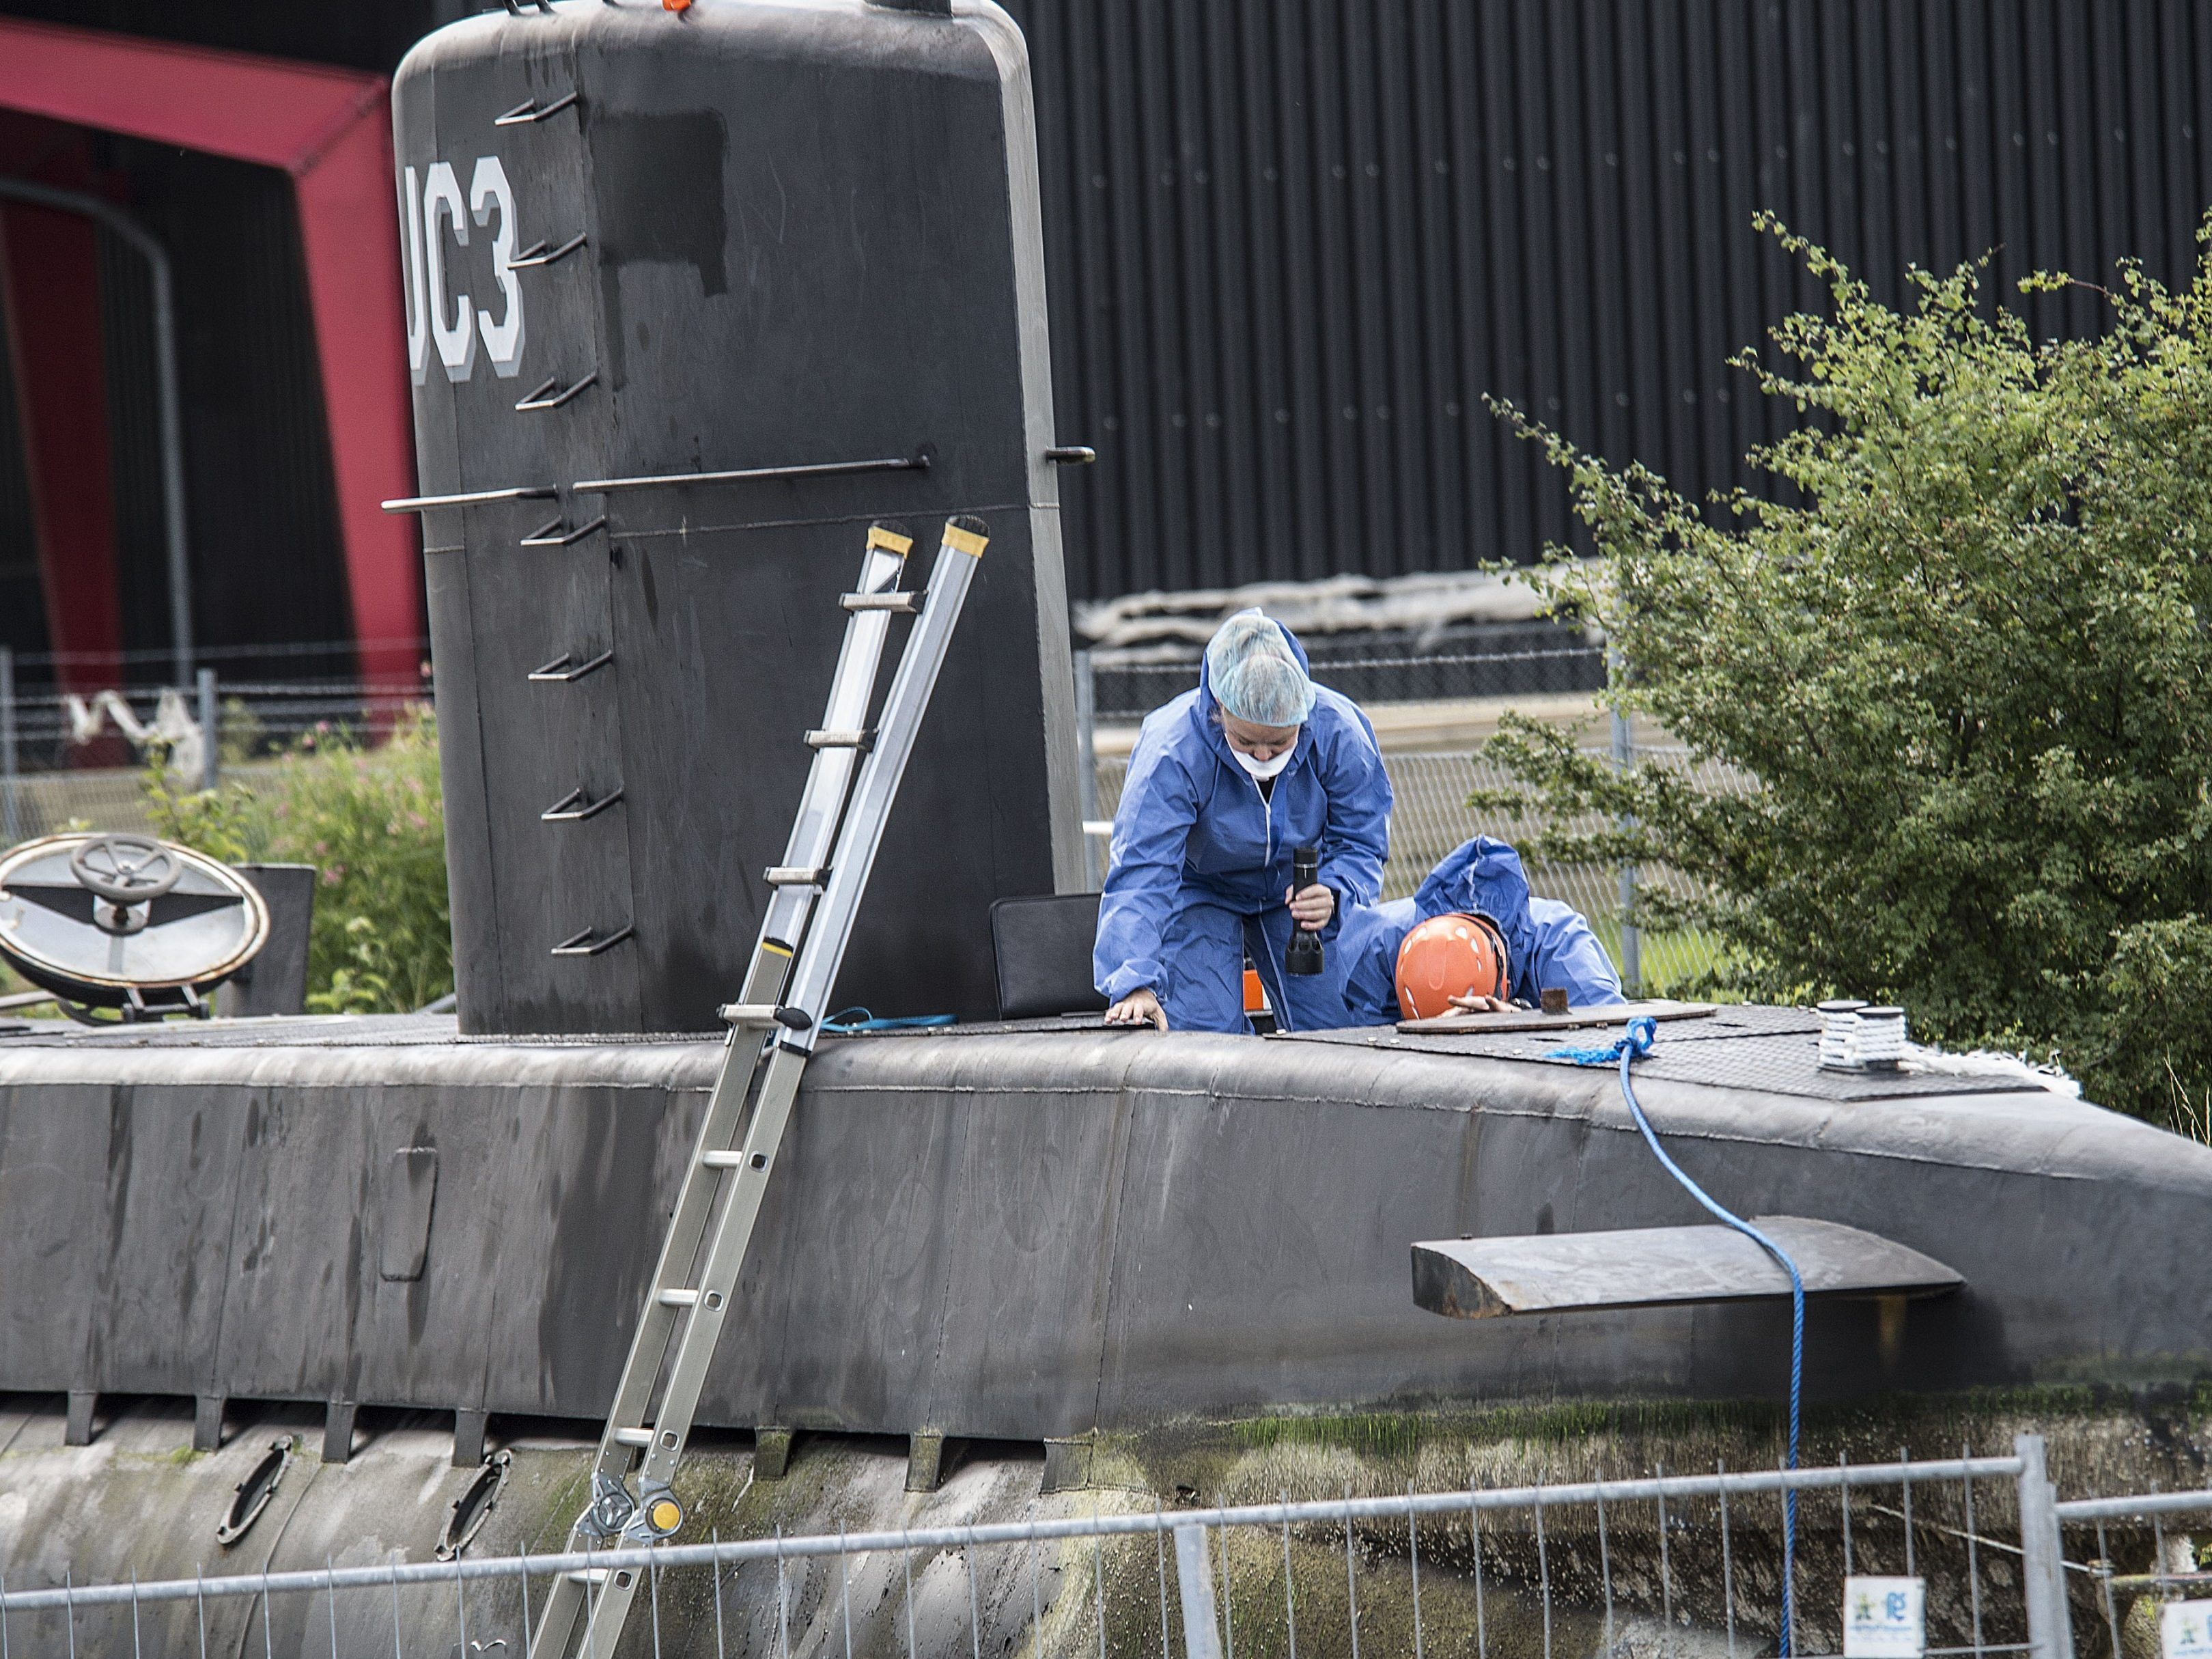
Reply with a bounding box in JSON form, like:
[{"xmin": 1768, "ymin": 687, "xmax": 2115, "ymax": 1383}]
[
  {"xmin": 1093, "ymin": 731, "xmax": 1201, "ymax": 1003},
  {"xmin": 1524, "ymin": 898, "xmax": 1626, "ymax": 1006},
  {"xmin": 1315, "ymin": 710, "xmax": 1392, "ymax": 917},
  {"xmin": 1338, "ymin": 897, "xmax": 1418, "ymax": 1024}
]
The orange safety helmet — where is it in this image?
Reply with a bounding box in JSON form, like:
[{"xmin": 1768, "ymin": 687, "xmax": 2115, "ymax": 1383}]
[{"xmin": 1395, "ymin": 912, "xmax": 1511, "ymax": 1019}]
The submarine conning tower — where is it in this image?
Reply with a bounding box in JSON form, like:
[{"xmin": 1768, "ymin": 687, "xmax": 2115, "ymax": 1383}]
[{"xmin": 393, "ymin": 0, "xmax": 1083, "ymax": 1035}]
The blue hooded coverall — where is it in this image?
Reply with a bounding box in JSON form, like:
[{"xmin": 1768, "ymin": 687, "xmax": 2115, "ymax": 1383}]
[
  {"xmin": 1093, "ymin": 622, "xmax": 1392, "ymax": 1033},
  {"xmin": 1334, "ymin": 835, "xmax": 1625, "ymax": 1023}
]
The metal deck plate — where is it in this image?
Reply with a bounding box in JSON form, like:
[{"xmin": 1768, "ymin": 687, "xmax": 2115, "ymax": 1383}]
[
  {"xmin": 1283, "ymin": 1003, "xmax": 2047, "ymax": 1101},
  {"xmin": 1395, "ymin": 997, "xmax": 1720, "ymax": 1035}
]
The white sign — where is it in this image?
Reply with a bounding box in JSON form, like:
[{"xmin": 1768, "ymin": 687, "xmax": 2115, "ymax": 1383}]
[
  {"xmin": 397, "ymin": 156, "xmax": 527, "ymax": 385},
  {"xmin": 2164, "ymin": 1600, "xmax": 2212, "ymax": 1659},
  {"xmin": 1843, "ymin": 1576, "xmax": 1926, "ymax": 1659}
]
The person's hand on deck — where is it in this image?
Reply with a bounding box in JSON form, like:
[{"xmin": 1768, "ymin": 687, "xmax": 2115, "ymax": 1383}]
[
  {"xmin": 1105, "ymin": 987, "xmax": 1168, "ymax": 1030},
  {"xmin": 1447, "ymin": 992, "xmax": 1511, "ymax": 1014}
]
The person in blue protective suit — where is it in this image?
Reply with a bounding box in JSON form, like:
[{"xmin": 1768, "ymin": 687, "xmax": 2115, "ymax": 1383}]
[
  {"xmin": 1095, "ymin": 609, "xmax": 1392, "ymax": 1033},
  {"xmin": 1334, "ymin": 835, "xmax": 1625, "ymax": 1022}
]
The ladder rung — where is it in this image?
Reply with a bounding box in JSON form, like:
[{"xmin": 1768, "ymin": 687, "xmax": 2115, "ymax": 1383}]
[
  {"xmin": 611, "ymin": 1427, "xmax": 653, "ymax": 1447},
  {"xmin": 720, "ymin": 1002, "xmax": 812, "ymax": 1031},
  {"xmin": 804, "ymin": 729, "xmax": 872, "ymax": 750},
  {"xmin": 700, "ymin": 1149, "xmax": 744, "ymax": 1168},
  {"xmin": 763, "ymin": 866, "xmax": 826, "ymax": 887},
  {"xmin": 659, "ymin": 1284, "xmax": 728, "ymax": 1312},
  {"xmin": 565, "ymin": 1570, "xmax": 613, "ymax": 1586},
  {"xmin": 839, "ymin": 590, "xmax": 920, "ymax": 613}
]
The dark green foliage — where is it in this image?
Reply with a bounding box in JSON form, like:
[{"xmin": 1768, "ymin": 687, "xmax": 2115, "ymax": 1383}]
[
  {"xmin": 145, "ymin": 708, "xmax": 452, "ymax": 1014},
  {"xmin": 1481, "ymin": 219, "xmax": 2212, "ymax": 1128}
]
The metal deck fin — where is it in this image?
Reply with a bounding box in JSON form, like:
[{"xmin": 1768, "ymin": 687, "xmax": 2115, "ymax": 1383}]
[{"xmin": 1411, "ymin": 1215, "xmax": 1963, "ymax": 1320}]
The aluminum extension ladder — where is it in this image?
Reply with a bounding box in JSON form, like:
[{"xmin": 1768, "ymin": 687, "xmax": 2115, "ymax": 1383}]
[{"xmin": 529, "ymin": 514, "xmax": 990, "ymax": 1659}]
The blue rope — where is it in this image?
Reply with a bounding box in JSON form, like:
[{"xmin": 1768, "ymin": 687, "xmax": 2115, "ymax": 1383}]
[
  {"xmin": 1549, "ymin": 1016, "xmax": 1804, "ymax": 1655},
  {"xmin": 818, "ymin": 1007, "xmax": 957, "ymax": 1035}
]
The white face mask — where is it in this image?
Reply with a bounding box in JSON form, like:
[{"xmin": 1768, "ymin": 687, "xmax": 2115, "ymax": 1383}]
[{"xmin": 1233, "ymin": 745, "xmax": 1293, "ymax": 781}]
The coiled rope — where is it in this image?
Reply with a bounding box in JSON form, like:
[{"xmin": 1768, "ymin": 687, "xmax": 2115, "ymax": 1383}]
[{"xmin": 1550, "ymin": 1015, "xmax": 1804, "ymax": 1654}]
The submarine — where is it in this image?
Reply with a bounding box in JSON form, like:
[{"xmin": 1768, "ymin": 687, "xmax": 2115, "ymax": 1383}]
[{"xmin": 0, "ymin": 1, "xmax": 2207, "ymax": 1652}]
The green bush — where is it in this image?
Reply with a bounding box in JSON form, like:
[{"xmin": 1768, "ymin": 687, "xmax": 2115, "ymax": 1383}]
[
  {"xmin": 1481, "ymin": 217, "xmax": 2212, "ymax": 1129},
  {"xmin": 145, "ymin": 708, "xmax": 453, "ymax": 1014}
]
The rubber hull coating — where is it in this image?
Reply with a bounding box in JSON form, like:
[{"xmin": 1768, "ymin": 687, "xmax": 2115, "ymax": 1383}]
[
  {"xmin": 1, "ymin": 1018, "xmax": 2207, "ymax": 1437},
  {"xmin": 392, "ymin": 1, "xmax": 1082, "ymax": 1033}
]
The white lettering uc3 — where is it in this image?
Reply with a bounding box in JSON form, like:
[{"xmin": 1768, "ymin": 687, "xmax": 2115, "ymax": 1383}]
[{"xmin": 399, "ymin": 156, "xmax": 526, "ymax": 385}]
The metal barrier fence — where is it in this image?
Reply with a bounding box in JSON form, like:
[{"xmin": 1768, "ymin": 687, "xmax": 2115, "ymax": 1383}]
[
  {"xmin": 0, "ymin": 1440, "xmax": 2151, "ymax": 1659},
  {"xmin": 2057, "ymin": 1489, "xmax": 2212, "ymax": 1659}
]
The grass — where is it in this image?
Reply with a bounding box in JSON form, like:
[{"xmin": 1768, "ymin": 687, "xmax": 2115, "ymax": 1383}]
[{"xmin": 1588, "ymin": 916, "xmax": 1739, "ymax": 1002}]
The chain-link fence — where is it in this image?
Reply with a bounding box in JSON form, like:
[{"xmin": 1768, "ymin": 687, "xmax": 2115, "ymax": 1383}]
[
  {"xmin": 0, "ymin": 764, "xmax": 159, "ymax": 843},
  {"xmin": 2, "ymin": 633, "xmax": 1733, "ymax": 994},
  {"xmin": 1080, "ymin": 641, "xmax": 1736, "ymax": 997},
  {"xmin": 0, "ymin": 642, "xmax": 430, "ymax": 772},
  {"xmin": 0, "ymin": 643, "xmax": 432, "ymax": 849},
  {"xmin": 0, "ymin": 1440, "xmax": 2139, "ymax": 1659},
  {"xmin": 1091, "ymin": 746, "xmax": 1734, "ymax": 996},
  {"xmin": 1087, "ymin": 626, "xmax": 1606, "ymax": 721}
]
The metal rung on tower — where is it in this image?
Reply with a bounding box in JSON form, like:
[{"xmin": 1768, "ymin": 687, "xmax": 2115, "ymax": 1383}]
[{"xmin": 529, "ymin": 514, "xmax": 990, "ymax": 1659}]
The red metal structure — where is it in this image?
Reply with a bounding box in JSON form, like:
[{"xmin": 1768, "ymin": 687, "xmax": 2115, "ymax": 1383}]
[{"xmin": 0, "ymin": 17, "xmax": 417, "ymax": 688}]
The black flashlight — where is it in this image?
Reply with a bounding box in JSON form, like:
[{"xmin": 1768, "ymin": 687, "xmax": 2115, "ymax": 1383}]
[{"xmin": 1284, "ymin": 846, "xmax": 1324, "ymax": 976}]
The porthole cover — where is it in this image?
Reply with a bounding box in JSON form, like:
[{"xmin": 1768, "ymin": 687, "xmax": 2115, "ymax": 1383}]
[
  {"xmin": 436, "ymin": 1450, "xmax": 513, "ymax": 1561},
  {"xmin": 216, "ymin": 1438, "xmax": 296, "ymax": 1547}
]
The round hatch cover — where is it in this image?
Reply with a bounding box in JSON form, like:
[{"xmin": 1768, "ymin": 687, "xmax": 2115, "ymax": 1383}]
[{"xmin": 0, "ymin": 833, "xmax": 270, "ymax": 1012}]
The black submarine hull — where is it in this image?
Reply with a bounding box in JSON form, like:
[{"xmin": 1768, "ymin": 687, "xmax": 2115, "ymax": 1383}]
[{"xmin": 0, "ymin": 1008, "xmax": 2203, "ymax": 1450}]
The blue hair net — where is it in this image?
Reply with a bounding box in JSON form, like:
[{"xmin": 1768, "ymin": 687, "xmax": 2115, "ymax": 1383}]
[{"xmin": 1205, "ymin": 609, "xmax": 1316, "ymax": 727}]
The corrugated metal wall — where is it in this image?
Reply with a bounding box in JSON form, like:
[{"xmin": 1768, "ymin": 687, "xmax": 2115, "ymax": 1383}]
[
  {"xmin": 117, "ymin": 143, "xmax": 356, "ymax": 673},
  {"xmin": 81, "ymin": 141, "xmax": 355, "ymax": 683},
  {"xmin": 1005, "ymin": 0, "xmax": 2212, "ymax": 602}
]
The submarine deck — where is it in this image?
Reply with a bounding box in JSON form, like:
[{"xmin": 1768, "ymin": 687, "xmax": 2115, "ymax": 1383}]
[{"xmin": 0, "ymin": 1007, "xmax": 2203, "ymax": 1446}]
